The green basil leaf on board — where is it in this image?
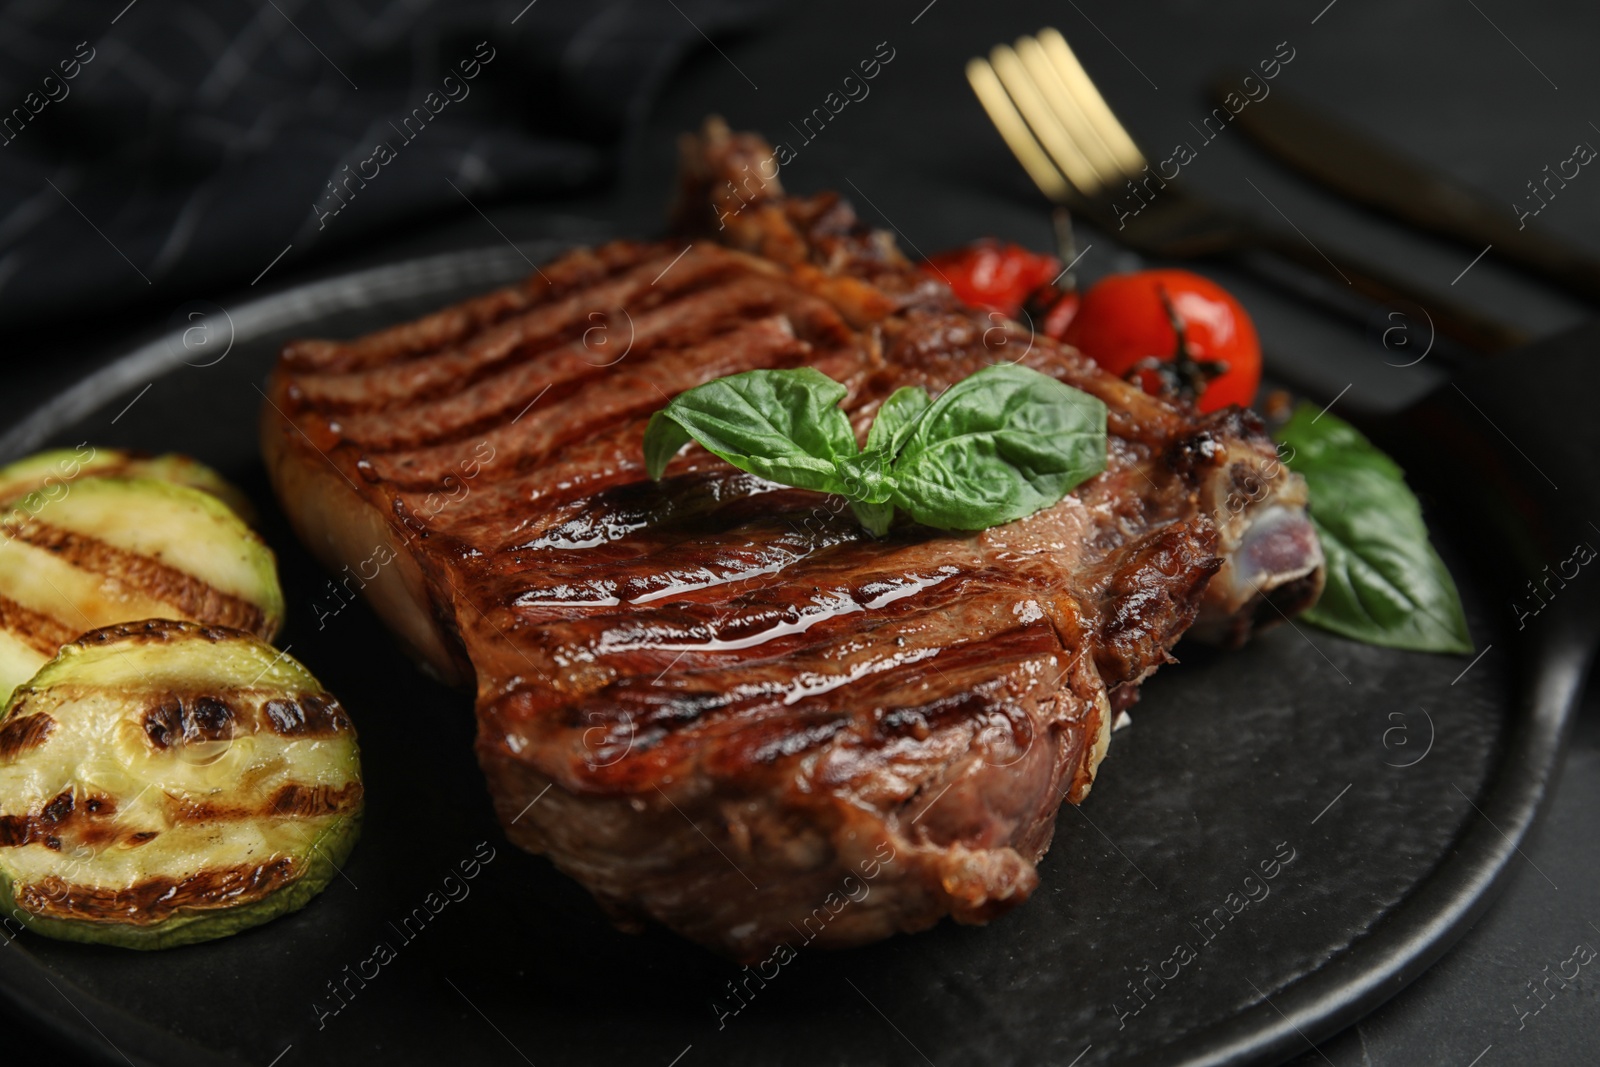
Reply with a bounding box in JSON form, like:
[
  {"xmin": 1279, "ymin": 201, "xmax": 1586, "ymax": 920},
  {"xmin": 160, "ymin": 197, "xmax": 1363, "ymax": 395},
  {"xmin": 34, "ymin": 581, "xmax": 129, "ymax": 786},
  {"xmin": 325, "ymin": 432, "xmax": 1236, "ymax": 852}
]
[
  {"xmin": 1276, "ymin": 403, "xmax": 1472, "ymax": 654},
  {"xmin": 887, "ymin": 364, "xmax": 1107, "ymax": 531},
  {"xmin": 643, "ymin": 364, "xmax": 1108, "ymax": 537}
]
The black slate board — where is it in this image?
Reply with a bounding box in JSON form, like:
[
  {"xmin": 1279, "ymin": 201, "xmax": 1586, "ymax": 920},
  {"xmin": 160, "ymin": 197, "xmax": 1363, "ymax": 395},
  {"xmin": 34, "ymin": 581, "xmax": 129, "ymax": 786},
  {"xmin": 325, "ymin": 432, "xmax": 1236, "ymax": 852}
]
[{"xmin": 0, "ymin": 247, "xmax": 1591, "ymax": 1067}]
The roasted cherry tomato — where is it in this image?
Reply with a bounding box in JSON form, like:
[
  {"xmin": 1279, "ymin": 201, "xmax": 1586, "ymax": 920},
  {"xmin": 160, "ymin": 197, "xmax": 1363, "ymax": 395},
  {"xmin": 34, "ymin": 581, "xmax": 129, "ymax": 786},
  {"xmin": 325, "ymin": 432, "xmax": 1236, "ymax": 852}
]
[
  {"xmin": 1041, "ymin": 290, "xmax": 1080, "ymax": 339},
  {"xmin": 1060, "ymin": 269, "xmax": 1260, "ymax": 413},
  {"xmin": 922, "ymin": 240, "xmax": 1060, "ymax": 319}
]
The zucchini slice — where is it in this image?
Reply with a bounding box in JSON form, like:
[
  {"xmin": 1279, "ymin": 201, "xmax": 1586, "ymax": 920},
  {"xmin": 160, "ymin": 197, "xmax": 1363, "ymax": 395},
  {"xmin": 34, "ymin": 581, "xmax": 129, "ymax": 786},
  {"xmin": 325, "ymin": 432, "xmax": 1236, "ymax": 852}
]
[
  {"xmin": 0, "ymin": 447, "xmax": 254, "ymax": 523},
  {"xmin": 0, "ymin": 620, "xmax": 361, "ymax": 949},
  {"xmin": 0, "ymin": 476, "xmax": 284, "ymax": 705}
]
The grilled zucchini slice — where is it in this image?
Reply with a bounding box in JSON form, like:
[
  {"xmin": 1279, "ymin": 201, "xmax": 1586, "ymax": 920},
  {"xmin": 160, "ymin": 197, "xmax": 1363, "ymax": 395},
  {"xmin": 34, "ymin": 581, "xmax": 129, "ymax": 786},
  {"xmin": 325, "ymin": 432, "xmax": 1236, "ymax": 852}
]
[
  {"xmin": 0, "ymin": 476, "xmax": 284, "ymax": 704},
  {"xmin": 0, "ymin": 447, "xmax": 254, "ymax": 522},
  {"xmin": 0, "ymin": 620, "xmax": 361, "ymax": 949}
]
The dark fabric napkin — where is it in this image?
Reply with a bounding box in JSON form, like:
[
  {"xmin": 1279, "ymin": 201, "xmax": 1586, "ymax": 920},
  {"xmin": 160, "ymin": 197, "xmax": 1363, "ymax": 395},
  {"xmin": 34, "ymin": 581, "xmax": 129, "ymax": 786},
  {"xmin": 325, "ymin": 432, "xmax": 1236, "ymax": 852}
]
[{"xmin": 0, "ymin": 0, "xmax": 780, "ymax": 330}]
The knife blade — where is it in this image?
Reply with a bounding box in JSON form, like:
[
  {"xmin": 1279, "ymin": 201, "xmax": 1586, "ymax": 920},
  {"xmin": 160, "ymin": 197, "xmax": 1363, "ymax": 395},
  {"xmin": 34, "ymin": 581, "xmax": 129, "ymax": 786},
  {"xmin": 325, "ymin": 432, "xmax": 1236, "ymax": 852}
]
[{"xmin": 1215, "ymin": 75, "xmax": 1600, "ymax": 305}]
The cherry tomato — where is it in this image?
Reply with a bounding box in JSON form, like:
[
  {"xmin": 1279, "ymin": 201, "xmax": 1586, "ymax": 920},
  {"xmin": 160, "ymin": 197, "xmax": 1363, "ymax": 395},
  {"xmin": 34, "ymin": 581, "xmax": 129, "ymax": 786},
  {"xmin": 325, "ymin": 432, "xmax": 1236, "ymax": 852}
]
[
  {"xmin": 923, "ymin": 240, "xmax": 1060, "ymax": 319},
  {"xmin": 1060, "ymin": 269, "xmax": 1261, "ymax": 413},
  {"xmin": 1041, "ymin": 290, "xmax": 1079, "ymax": 339}
]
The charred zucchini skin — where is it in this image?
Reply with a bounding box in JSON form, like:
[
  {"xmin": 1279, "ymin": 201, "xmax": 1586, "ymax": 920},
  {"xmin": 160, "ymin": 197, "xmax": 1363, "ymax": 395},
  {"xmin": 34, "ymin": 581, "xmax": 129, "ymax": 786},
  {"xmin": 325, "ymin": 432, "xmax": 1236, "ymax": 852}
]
[
  {"xmin": 0, "ymin": 808, "xmax": 359, "ymax": 951},
  {"xmin": 0, "ymin": 620, "xmax": 361, "ymax": 950},
  {"xmin": 0, "ymin": 447, "xmax": 255, "ymax": 523},
  {"xmin": 0, "ymin": 475, "xmax": 284, "ymax": 705}
]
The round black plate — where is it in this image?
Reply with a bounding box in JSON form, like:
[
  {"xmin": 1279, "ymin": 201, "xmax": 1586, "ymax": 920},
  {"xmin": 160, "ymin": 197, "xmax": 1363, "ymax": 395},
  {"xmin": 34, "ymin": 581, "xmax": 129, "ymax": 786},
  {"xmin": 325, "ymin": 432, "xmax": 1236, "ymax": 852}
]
[{"xmin": 0, "ymin": 247, "xmax": 1588, "ymax": 1067}]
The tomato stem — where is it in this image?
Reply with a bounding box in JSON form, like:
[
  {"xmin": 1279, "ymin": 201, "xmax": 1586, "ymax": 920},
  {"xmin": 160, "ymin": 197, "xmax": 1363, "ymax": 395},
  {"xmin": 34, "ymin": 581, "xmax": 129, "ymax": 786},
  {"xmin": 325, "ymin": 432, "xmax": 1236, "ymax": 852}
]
[{"xmin": 1125, "ymin": 285, "xmax": 1231, "ymax": 405}]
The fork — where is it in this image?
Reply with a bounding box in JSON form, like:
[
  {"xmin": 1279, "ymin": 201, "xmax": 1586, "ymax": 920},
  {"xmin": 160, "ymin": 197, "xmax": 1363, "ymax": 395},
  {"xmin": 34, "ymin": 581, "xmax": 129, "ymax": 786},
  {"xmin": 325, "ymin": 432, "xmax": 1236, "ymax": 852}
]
[{"xmin": 967, "ymin": 28, "xmax": 1527, "ymax": 353}]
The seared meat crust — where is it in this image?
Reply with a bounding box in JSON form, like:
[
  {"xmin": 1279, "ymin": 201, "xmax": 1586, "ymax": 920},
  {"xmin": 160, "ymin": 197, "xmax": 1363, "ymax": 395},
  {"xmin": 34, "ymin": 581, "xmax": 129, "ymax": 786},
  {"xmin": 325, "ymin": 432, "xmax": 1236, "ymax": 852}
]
[{"xmin": 262, "ymin": 119, "xmax": 1321, "ymax": 957}]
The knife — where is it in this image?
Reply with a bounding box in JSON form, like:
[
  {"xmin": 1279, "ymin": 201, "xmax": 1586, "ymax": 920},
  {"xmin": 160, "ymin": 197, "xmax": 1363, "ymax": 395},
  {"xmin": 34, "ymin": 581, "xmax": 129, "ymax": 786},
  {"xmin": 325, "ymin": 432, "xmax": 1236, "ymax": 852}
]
[{"xmin": 1215, "ymin": 75, "xmax": 1600, "ymax": 305}]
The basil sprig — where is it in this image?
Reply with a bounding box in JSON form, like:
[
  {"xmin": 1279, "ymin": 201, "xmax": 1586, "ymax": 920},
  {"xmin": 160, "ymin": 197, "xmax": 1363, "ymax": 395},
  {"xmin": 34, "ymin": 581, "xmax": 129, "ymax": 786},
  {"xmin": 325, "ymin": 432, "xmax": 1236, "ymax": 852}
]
[
  {"xmin": 1276, "ymin": 403, "xmax": 1472, "ymax": 654},
  {"xmin": 644, "ymin": 364, "xmax": 1108, "ymax": 537}
]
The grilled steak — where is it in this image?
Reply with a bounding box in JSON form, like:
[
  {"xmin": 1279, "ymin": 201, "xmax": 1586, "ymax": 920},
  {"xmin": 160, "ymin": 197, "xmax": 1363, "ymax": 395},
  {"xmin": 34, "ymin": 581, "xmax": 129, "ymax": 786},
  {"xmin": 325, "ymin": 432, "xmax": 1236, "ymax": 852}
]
[{"xmin": 260, "ymin": 119, "xmax": 1324, "ymax": 958}]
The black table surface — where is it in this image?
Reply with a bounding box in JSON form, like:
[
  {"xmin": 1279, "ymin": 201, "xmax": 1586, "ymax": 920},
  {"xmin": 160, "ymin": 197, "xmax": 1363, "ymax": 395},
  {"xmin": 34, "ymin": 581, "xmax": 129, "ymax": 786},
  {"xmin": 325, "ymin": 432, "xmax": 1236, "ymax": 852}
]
[{"xmin": 4, "ymin": 1, "xmax": 1599, "ymax": 1063}]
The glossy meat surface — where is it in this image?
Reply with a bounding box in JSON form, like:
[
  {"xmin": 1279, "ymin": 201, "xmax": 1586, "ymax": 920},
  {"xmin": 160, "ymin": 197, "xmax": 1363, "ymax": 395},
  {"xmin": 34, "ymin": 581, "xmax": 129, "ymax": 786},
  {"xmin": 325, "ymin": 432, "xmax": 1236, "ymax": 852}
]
[{"xmin": 261, "ymin": 120, "xmax": 1322, "ymax": 956}]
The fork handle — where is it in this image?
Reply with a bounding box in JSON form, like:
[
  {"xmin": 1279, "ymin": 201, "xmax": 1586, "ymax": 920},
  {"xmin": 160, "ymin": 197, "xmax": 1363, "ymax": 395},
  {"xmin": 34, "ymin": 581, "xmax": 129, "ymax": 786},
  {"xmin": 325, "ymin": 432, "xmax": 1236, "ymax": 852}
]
[{"xmin": 1244, "ymin": 226, "xmax": 1528, "ymax": 353}]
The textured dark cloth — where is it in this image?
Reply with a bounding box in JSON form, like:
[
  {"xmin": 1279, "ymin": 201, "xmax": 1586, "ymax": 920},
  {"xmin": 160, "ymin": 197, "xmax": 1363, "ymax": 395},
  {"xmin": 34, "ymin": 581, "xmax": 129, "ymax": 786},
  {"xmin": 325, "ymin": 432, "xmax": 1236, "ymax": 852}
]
[{"xmin": 0, "ymin": 0, "xmax": 778, "ymax": 329}]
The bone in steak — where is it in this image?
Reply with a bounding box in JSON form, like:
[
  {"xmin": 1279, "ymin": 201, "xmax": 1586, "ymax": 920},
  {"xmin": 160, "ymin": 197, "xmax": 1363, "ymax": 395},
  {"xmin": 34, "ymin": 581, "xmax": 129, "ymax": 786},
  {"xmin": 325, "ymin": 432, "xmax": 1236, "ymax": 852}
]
[{"xmin": 260, "ymin": 119, "xmax": 1324, "ymax": 958}]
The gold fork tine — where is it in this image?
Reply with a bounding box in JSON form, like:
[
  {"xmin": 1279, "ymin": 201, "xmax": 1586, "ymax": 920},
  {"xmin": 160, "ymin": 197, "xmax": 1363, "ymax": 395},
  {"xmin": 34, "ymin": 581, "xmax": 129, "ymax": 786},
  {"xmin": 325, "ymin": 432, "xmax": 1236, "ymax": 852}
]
[
  {"xmin": 1013, "ymin": 35, "xmax": 1123, "ymax": 184},
  {"xmin": 1036, "ymin": 28, "xmax": 1146, "ymax": 176},
  {"xmin": 965, "ymin": 57, "xmax": 1072, "ymax": 202},
  {"xmin": 987, "ymin": 44, "xmax": 1107, "ymax": 197}
]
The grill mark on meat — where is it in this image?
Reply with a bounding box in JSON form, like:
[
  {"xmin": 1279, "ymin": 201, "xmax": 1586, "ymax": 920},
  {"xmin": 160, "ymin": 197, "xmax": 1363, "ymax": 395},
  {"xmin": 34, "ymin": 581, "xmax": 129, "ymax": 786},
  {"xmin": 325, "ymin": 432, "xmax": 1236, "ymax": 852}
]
[
  {"xmin": 488, "ymin": 437, "xmax": 1141, "ymax": 632},
  {"xmin": 388, "ymin": 343, "xmax": 870, "ymax": 540},
  {"xmin": 281, "ymin": 242, "xmax": 664, "ymax": 375},
  {"xmin": 501, "ymin": 491, "xmax": 859, "ymax": 576},
  {"xmin": 482, "ymin": 559, "xmax": 1063, "ymax": 725},
  {"xmin": 449, "ymin": 339, "xmax": 1150, "ymax": 598},
  {"xmin": 14, "ymin": 857, "xmax": 297, "ymax": 923},
  {"xmin": 285, "ymin": 285, "xmax": 545, "ymax": 376},
  {"xmin": 324, "ymin": 276, "xmax": 846, "ymax": 453},
  {"xmin": 447, "ymin": 361, "xmax": 1114, "ymax": 554},
  {"xmin": 290, "ymin": 246, "xmax": 752, "ymax": 410},
  {"xmin": 502, "ymin": 548, "xmax": 1055, "ymax": 703},
  {"xmin": 427, "ymin": 467, "xmax": 785, "ymax": 554},
  {"xmin": 519, "ymin": 555, "xmax": 960, "ymax": 661},
  {"xmin": 361, "ymin": 317, "xmax": 812, "ymax": 487},
  {"xmin": 603, "ymin": 567, "xmax": 953, "ymax": 657},
  {"xmin": 551, "ymin": 625, "xmax": 1070, "ymax": 792},
  {"xmin": 0, "ymin": 593, "xmax": 78, "ymax": 656},
  {"xmin": 0, "ymin": 524, "xmax": 268, "ymax": 638},
  {"xmin": 582, "ymin": 614, "xmax": 1066, "ymax": 740},
  {"xmin": 262, "ymin": 120, "xmax": 1322, "ymax": 956},
  {"xmin": 508, "ymin": 524, "xmax": 843, "ymax": 612}
]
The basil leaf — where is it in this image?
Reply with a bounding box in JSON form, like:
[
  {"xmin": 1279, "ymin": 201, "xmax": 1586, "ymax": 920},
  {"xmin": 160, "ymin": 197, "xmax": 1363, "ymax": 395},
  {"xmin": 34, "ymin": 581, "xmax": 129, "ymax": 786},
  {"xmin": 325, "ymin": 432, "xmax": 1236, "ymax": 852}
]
[
  {"xmin": 642, "ymin": 412, "xmax": 694, "ymax": 481},
  {"xmin": 832, "ymin": 449, "xmax": 894, "ymax": 505},
  {"xmin": 888, "ymin": 364, "xmax": 1107, "ymax": 530},
  {"xmin": 642, "ymin": 367, "xmax": 857, "ymax": 492},
  {"xmin": 865, "ymin": 386, "xmax": 931, "ymax": 458},
  {"xmin": 1276, "ymin": 403, "xmax": 1472, "ymax": 654},
  {"xmin": 641, "ymin": 364, "xmax": 1109, "ymax": 539}
]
